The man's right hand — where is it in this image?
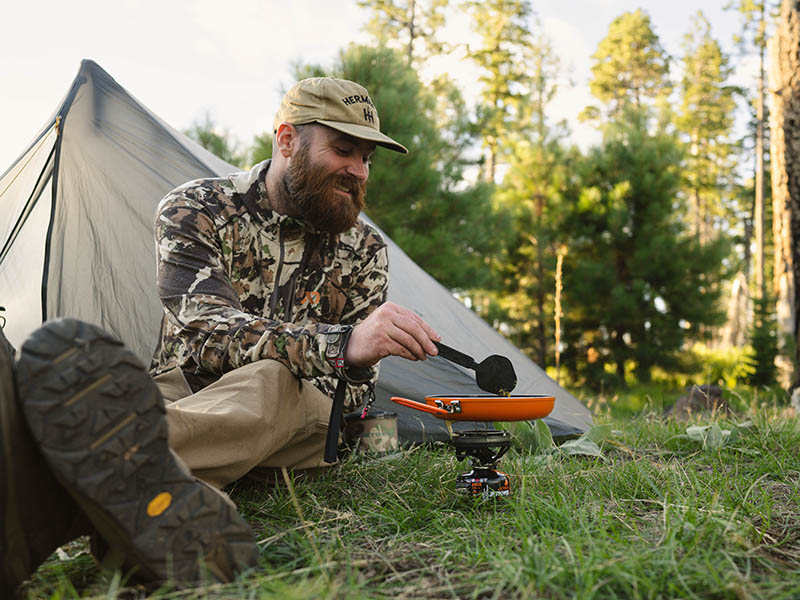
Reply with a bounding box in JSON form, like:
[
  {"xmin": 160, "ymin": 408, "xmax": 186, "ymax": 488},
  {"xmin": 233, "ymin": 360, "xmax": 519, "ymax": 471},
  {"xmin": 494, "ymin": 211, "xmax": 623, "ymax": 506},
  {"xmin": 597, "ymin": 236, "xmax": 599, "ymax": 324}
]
[{"xmin": 343, "ymin": 302, "xmax": 440, "ymax": 368}]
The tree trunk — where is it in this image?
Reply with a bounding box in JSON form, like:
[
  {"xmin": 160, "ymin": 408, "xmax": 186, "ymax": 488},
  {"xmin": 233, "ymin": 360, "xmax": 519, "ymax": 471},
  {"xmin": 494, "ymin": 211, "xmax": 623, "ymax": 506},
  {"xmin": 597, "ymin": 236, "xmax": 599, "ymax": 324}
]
[
  {"xmin": 769, "ymin": 0, "xmax": 800, "ymax": 388},
  {"xmin": 535, "ymin": 194, "xmax": 546, "ymax": 367},
  {"xmin": 744, "ymin": 213, "xmax": 753, "ymax": 284},
  {"xmin": 613, "ymin": 338, "xmax": 626, "ymax": 382},
  {"xmin": 755, "ymin": 38, "xmax": 766, "ymax": 301},
  {"xmin": 722, "ymin": 272, "xmax": 750, "ymax": 347},
  {"xmin": 407, "ymin": 0, "xmax": 416, "ymax": 65},
  {"xmin": 485, "ymin": 140, "xmax": 497, "ymax": 183}
]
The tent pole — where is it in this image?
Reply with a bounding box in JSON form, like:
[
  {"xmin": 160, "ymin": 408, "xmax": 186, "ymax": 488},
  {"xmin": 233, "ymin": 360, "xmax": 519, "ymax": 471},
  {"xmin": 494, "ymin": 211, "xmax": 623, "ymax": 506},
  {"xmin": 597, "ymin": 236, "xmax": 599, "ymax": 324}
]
[{"xmin": 41, "ymin": 71, "xmax": 87, "ymax": 323}]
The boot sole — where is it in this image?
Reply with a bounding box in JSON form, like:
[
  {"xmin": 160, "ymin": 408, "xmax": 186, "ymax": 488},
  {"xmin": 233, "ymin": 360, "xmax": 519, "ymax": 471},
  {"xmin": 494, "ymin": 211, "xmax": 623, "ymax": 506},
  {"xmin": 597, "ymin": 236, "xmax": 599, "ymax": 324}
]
[{"xmin": 15, "ymin": 319, "xmax": 259, "ymax": 584}]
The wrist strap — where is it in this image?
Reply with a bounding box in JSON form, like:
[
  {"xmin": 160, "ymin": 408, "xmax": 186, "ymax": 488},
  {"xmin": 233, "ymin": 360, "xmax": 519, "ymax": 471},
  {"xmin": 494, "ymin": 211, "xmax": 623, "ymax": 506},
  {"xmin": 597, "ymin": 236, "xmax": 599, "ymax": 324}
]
[
  {"xmin": 325, "ymin": 324, "xmax": 353, "ymax": 371},
  {"xmin": 324, "ymin": 378, "xmax": 347, "ymax": 463}
]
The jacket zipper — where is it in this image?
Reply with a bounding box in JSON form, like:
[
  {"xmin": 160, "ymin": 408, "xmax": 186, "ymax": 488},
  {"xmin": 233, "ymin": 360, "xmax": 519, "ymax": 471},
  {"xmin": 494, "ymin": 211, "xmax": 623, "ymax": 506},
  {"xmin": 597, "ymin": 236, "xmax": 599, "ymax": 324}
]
[
  {"xmin": 268, "ymin": 221, "xmax": 286, "ymax": 320},
  {"xmin": 288, "ymin": 233, "xmax": 320, "ymax": 322},
  {"xmin": 268, "ymin": 222, "xmax": 323, "ymax": 323}
]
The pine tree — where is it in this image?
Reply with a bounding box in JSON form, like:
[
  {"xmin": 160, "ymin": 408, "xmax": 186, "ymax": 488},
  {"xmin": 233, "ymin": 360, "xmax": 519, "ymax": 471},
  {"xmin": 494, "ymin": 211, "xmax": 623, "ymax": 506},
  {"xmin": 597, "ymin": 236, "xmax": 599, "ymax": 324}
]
[
  {"xmin": 560, "ymin": 110, "xmax": 728, "ymax": 385},
  {"xmin": 492, "ymin": 25, "xmax": 571, "ymax": 367},
  {"xmin": 748, "ymin": 293, "xmax": 779, "ymax": 386},
  {"xmin": 728, "ymin": 0, "xmax": 779, "ymax": 300},
  {"xmin": 675, "ymin": 11, "xmax": 739, "ymax": 243},
  {"xmin": 356, "ymin": 0, "xmax": 448, "ymax": 66},
  {"xmin": 463, "ymin": 0, "xmax": 536, "ymax": 182},
  {"xmin": 582, "ymin": 9, "xmax": 671, "ymax": 122},
  {"xmin": 355, "ymin": 1, "xmax": 482, "ymax": 189},
  {"xmin": 494, "ymin": 137, "xmax": 576, "ymax": 367}
]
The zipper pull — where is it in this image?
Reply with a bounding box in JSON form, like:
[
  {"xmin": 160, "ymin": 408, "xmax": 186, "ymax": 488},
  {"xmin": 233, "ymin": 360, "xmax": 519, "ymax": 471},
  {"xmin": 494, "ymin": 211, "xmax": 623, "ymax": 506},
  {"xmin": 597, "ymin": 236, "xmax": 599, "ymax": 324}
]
[{"xmin": 360, "ymin": 383, "xmax": 376, "ymax": 419}]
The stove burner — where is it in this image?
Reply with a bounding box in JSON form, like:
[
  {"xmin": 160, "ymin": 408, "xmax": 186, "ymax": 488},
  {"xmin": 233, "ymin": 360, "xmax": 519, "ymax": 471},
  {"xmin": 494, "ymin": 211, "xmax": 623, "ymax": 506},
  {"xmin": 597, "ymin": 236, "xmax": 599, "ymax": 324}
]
[
  {"xmin": 449, "ymin": 430, "xmax": 512, "ymax": 498},
  {"xmin": 455, "ymin": 467, "xmax": 510, "ymax": 498},
  {"xmin": 449, "ymin": 430, "xmax": 511, "ymax": 465}
]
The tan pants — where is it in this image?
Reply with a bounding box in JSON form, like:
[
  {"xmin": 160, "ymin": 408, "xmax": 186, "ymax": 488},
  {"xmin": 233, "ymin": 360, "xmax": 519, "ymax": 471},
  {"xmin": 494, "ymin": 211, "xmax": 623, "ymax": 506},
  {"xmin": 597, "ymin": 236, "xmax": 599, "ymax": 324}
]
[{"xmin": 154, "ymin": 360, "xmax": 333, "ymax": 490}]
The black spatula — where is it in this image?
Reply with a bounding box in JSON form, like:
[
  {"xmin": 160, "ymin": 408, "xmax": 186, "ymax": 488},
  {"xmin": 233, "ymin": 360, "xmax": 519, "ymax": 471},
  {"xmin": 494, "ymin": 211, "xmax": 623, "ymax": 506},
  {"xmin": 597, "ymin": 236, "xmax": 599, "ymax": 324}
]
[{"xmin": 434, "ymin": 341, "xmax": 517, "ymax": 395}]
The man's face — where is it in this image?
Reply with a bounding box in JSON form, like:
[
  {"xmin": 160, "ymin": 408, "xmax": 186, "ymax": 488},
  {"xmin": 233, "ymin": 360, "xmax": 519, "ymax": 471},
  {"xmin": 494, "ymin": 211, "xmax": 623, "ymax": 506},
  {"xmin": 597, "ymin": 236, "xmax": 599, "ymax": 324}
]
[{"xmin": 282, "ymin": 125, "xmax": 375, "ymax": 234}]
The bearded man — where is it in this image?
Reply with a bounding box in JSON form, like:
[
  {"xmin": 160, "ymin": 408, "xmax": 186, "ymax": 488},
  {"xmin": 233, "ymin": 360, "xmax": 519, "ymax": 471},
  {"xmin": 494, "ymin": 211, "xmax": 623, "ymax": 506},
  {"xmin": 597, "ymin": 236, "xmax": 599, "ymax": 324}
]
[{"xmin": 149, "ymin": 77, "xmax": 440, "ymax": 489}]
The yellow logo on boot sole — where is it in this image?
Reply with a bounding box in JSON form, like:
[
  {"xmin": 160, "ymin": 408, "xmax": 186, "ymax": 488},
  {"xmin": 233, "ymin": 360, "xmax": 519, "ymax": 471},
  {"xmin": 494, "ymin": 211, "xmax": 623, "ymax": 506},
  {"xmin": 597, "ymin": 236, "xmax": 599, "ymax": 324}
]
[{"xmin": 147, "ymin": 492, "xmax": 172, "ymax": 517}]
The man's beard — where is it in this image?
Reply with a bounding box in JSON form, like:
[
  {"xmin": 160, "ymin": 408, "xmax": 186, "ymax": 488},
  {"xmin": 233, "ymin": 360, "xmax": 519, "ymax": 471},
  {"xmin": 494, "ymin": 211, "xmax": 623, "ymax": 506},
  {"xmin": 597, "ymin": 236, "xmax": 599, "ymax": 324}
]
[{"xmin": 281, "ymin": 143, "xmax": 366, "ymax": 235}]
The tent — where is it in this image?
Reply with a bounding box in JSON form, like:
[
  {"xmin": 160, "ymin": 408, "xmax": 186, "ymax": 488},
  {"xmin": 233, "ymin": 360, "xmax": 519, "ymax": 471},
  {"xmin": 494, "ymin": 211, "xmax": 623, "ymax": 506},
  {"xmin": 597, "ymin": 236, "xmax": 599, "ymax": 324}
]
[{"xmin": 0, "ymin": 60, "xmax": 592, "ymax": 441}]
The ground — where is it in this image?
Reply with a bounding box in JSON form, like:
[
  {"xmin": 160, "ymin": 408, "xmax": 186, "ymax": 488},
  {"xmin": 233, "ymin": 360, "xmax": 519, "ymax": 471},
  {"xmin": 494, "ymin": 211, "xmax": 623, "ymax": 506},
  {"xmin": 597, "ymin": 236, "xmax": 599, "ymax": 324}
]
[{"xmin": 18, "ymin": 397, "xmax": 800, "ymax": 599}]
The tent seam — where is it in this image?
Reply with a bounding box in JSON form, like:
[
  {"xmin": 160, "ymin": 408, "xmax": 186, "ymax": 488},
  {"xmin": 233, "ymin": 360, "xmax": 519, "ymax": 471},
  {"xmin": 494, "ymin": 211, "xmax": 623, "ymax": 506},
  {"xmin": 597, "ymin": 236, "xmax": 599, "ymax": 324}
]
[{"xmin": 40, "ymin": 69, "xmax": 88, "ymax": 322}]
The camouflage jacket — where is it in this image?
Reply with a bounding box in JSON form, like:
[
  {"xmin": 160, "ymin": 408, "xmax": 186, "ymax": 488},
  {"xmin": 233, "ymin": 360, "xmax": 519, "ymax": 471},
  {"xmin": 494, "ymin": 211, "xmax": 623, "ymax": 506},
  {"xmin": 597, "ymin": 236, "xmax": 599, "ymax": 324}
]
[{"xmin": 150, "ymin": 159, "xmax": 388, "ymax": 410}]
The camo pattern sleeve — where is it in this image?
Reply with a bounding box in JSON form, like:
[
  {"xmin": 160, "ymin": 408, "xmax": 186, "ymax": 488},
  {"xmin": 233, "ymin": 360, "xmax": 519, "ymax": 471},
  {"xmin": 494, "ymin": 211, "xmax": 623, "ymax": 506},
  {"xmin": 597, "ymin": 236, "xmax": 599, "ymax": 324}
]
[{"xmin": 150, "ymin": 160, "xmax": 388, "ymax": 401}]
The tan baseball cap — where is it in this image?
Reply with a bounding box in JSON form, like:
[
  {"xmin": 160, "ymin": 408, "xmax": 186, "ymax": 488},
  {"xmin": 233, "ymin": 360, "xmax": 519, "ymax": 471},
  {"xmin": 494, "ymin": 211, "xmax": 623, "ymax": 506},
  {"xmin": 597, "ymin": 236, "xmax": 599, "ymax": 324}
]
[{"xmin": 273, "ymin": 77, "xmax": 408, "ymax": 154}]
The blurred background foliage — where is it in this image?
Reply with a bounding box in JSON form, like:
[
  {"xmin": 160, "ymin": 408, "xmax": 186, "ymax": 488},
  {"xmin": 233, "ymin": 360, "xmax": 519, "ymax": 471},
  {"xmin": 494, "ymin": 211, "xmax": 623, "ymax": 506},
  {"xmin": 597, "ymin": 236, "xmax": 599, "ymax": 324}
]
[{"xmin": 185, "ymin": 0, "xmax": 793, "ymax": 397}]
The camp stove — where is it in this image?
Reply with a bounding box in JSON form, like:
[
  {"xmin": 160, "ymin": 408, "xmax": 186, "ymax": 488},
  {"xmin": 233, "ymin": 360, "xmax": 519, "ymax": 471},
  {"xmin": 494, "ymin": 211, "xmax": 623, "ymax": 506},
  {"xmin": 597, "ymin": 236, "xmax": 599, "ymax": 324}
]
[
  {"xmin": 391, "ymin": 394, "xmax": 555, "ymax": 499},
  {"xmin": 449, "ymin": 429, "xmax": 512, "ymax": 498}
]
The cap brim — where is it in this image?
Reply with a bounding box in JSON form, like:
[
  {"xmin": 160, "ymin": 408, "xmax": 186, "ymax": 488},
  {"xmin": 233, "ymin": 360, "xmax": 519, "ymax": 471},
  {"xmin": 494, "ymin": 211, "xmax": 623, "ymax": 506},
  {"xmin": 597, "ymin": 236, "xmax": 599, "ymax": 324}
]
[{"xmin": 316, "ymin": 120, "xmax": 408, "ymax": 154}]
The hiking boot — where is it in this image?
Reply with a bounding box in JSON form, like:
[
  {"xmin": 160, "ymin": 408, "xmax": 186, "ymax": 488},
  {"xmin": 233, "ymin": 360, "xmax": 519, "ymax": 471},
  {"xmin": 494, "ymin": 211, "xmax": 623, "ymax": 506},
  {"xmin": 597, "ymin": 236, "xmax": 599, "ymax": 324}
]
[
  {"xmin": 0, "ymin": 327, "xmax": 88, "ymax": 596},
  {"xmin": 15, "ymin": 319, "xmax": 260, "ymax": 584}
]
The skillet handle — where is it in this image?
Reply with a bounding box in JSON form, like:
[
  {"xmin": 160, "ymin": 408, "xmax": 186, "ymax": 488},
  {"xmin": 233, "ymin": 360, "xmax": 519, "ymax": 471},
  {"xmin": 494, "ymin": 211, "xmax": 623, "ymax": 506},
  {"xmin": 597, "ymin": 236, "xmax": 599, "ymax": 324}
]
[{"xmin": 391, "ymin": 396, "xmax": 449, "ymax": 415}]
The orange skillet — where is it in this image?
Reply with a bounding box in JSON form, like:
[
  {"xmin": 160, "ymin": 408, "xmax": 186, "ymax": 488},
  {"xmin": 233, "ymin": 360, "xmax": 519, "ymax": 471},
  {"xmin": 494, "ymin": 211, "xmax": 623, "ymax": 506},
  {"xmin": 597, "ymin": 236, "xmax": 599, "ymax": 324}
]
[{"xmin": 391, "ymin": 394, "xmax": 555, "ymax": 422}]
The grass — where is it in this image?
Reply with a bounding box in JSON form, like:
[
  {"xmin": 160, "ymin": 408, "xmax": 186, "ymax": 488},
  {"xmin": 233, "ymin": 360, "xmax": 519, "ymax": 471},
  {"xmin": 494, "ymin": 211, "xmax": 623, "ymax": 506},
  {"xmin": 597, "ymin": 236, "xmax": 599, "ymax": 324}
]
[{"xmin": 18, "ymin": 394, "xmax": 800, "ymax": 599}]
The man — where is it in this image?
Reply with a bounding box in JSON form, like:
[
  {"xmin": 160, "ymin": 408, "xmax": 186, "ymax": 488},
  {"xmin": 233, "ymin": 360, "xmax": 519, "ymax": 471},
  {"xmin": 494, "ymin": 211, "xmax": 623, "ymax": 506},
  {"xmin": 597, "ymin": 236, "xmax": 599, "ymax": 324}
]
[
  {"xmin": 149, "ymin": 77, "xmax": 440, "ymax": 489},
  {"xmin": 1, "ymin": 77, "xmax": 438, "ymax": 593}
]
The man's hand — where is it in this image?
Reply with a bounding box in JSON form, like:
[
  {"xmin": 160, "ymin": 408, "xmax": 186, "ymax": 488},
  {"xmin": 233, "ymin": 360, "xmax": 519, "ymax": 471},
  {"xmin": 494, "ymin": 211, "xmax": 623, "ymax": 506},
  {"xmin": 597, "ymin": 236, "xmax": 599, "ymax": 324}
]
[{"xmin": 344, "ymin": 302, "xmax": 440, "ymax": 368}]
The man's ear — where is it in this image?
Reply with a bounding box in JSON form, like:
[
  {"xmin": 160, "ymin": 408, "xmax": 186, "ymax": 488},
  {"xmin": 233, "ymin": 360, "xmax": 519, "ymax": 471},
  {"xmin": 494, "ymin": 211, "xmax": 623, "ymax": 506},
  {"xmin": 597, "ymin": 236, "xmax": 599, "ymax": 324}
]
[{"xmin": 275, "ymin": 123, "xmax": 299, "ymax": 158}]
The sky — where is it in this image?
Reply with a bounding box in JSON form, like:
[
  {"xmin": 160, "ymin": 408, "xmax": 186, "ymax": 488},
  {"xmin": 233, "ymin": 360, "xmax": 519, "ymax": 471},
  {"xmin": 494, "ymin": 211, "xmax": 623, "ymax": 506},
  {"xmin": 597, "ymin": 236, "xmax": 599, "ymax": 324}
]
[{"xmin": 0, "ymin": 1, "xmax": 756, "ymax": 171}]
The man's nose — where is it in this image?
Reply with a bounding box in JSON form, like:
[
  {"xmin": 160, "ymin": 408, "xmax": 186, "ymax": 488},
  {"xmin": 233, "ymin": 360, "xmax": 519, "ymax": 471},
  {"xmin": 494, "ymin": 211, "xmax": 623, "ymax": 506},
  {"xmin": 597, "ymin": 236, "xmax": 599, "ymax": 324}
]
[{"xmin": 346, "ymin": 157, "xmax": 369, "ymax": 181}]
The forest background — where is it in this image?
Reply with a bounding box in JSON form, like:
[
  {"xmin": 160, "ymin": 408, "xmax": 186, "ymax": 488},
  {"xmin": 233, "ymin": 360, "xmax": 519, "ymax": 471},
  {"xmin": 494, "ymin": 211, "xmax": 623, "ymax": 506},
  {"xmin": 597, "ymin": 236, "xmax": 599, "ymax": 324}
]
[
  {"xmin": 183, "ymin": 0, "xmax": 796, "ymax": 397},
  {"xmin": 3, "ymin": 0, "xmax": 795, "ymax": 398}
]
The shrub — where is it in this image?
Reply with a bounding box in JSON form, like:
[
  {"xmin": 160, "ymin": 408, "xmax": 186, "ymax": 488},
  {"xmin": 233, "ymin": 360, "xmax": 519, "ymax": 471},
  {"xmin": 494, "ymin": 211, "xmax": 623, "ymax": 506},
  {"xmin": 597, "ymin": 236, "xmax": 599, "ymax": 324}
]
[{"xmin": 687, "ymin": 343, "xmax": 756, "ymax": 388}]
